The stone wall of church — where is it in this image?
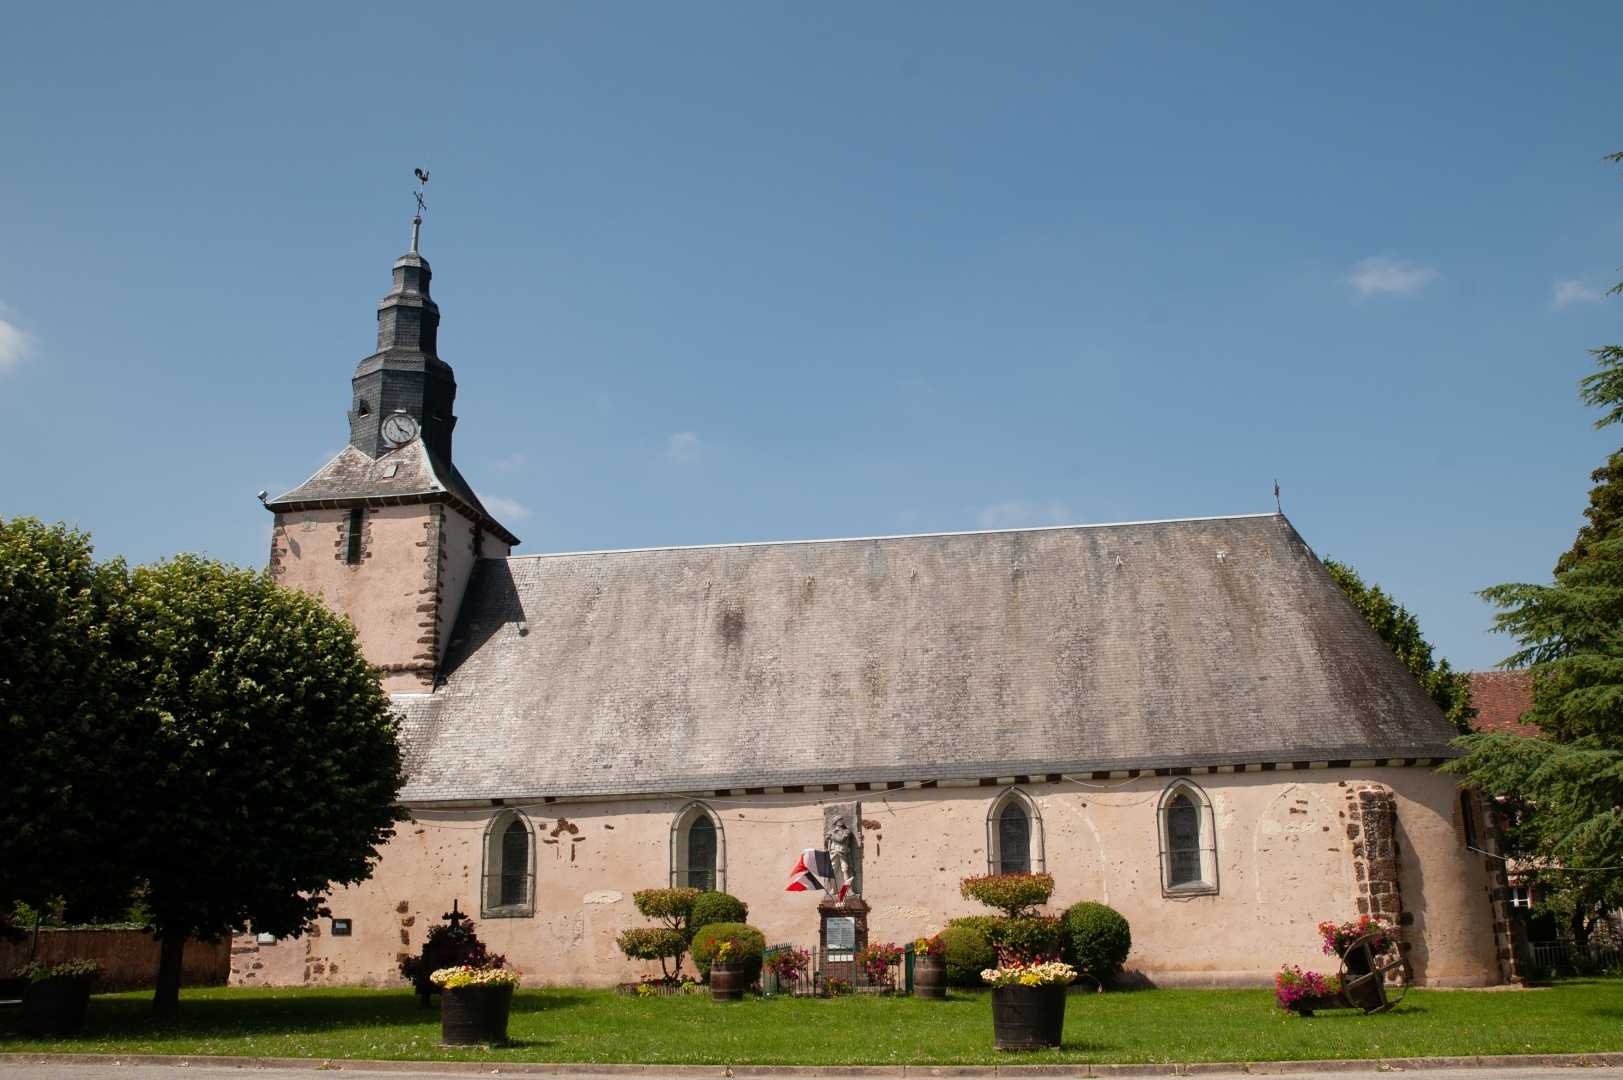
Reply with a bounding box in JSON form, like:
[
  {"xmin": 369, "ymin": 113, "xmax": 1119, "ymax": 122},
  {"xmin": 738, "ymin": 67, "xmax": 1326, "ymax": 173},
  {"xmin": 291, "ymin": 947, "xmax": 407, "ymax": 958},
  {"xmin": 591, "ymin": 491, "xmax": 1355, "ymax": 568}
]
[
  {"xmin": 270, "ymin": 503, "xmax": 498, "ymax": 694},
  {"xmin": 254, "ymin": 765, "xmax": 1500, "ymax": 990}
]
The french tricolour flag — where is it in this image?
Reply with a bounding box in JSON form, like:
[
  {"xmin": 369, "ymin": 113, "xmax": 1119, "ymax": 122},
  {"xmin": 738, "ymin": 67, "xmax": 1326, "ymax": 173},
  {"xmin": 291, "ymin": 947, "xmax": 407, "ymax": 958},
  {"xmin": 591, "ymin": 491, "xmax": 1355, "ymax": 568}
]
[{"xmin": 786, "ymin": 848, "xmax": 833, "ymax": 892}]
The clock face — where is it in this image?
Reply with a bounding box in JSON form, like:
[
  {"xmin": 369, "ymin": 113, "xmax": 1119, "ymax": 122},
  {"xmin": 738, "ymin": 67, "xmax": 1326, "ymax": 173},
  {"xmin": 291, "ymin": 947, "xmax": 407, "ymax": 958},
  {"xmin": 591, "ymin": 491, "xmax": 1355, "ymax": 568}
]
[{"xmin": 381, "ymin": 413, "xmax": 419, "ymax": 445}]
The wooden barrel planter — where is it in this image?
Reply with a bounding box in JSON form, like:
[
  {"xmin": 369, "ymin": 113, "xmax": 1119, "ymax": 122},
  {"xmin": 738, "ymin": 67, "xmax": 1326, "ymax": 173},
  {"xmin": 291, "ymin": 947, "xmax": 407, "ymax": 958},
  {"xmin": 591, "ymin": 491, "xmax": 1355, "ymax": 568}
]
[
  {"xmin": 913, "ymin": 957, "xmax": 946, "ymax": 999},
  {"xmin": 991, "ymin": 984, "xmax": 1067, "ymax": 1050},
  {"xmin": 440, "ymin": 984, "xmax": 514, "ymax": 1045},
  {"xmin": 710, "ymin": 960, "xmax": 747, "ymax": 1002},
  {"xmin": 21, "ymin": 977, "xmax": 96, "ymax": 1038}
]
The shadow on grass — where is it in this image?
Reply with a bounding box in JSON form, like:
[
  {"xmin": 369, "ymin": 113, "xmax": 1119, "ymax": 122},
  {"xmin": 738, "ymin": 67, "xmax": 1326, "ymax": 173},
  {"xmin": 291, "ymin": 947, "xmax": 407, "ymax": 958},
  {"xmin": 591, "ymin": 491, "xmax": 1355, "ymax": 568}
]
[
  {"xmin": 509, "ymin": 990, "xmax": 591, "ymax": 1015},
  {"xmin": 0, "ymin": 990, "xmax": 441, "ymax": 1043}
]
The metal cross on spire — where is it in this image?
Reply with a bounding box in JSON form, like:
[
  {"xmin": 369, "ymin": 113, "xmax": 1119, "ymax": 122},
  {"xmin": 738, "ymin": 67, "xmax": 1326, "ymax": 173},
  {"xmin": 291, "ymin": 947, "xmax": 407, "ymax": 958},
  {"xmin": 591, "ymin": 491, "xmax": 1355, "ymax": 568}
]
[{"xmin": 410, "ymin": 167, "xmax": 429, "ymax": 253}]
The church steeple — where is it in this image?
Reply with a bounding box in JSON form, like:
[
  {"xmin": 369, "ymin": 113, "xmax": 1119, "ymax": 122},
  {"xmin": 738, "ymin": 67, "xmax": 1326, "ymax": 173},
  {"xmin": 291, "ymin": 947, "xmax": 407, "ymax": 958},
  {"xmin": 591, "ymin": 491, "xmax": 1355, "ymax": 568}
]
[{"xmin": 348, "ymin": 207, "xmax": 458, "ymax": 463}]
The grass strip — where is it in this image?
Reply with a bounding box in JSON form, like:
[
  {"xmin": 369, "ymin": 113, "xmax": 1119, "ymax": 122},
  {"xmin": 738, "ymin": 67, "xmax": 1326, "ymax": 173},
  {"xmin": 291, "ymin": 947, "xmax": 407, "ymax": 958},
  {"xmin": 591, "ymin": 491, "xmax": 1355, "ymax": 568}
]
[{"xmin": 1, "ymin": 979, "xmax": 1619, "ymax": 1066}]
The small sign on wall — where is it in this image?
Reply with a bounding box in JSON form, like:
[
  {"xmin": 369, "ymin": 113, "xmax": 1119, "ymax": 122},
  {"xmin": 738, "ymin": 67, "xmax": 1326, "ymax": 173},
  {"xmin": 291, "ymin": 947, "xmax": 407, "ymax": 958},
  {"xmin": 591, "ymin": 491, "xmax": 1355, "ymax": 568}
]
[{"xmin": 331, "ymin": 919, "xmax": 353, "ymax": 937}]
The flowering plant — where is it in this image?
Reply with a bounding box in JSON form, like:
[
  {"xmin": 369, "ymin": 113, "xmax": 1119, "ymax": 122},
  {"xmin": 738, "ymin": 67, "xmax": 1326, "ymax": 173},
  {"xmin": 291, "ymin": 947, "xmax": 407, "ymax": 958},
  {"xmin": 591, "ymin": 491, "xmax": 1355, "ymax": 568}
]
[
  {"xmin": 765, "ymin": 947, "xmax": 809, "ymax": 983},
  {"xmin": 959, "ymin": 872, "xmax": 1055, "ymax": 917},
  {"xmin": 980, "ymin": 961, "xmax": 1077, "ymax": 987},
  {"xmin": 713, "ymin": 941, "xmax": 735, "ymax": 962},
  {"xmin": 1318, "ymin": 916, "xmax": 1394, "ymax": 957},
  {"xmin": 823, "ymin": 976, "xmax": 853, "ymax": 997},
  {"xmin": 912, "ymin": 934, "xmax": 944, "ymax": 959},
  {"xmin": 855, "ymin": 941, "xmax": 903, "ymax": 981},
  {"xmin": 15, "ymin": 958, "xmax": 102, "ymax": 984},
  {"xmin": 1274, "ymin": 966, "xmax": 1340, "ymax": 1010},
  {"xmin": 430, "ymin": 964, "xmax": 522, "ymax": 989}
]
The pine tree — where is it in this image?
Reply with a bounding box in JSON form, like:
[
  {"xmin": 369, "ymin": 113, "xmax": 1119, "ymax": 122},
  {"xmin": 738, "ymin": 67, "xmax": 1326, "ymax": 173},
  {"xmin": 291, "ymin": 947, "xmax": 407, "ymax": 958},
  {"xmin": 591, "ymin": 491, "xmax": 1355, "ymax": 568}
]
[{"xmin": 1444, "ymin": 261, "xmax": 1623, "ymax": 950}]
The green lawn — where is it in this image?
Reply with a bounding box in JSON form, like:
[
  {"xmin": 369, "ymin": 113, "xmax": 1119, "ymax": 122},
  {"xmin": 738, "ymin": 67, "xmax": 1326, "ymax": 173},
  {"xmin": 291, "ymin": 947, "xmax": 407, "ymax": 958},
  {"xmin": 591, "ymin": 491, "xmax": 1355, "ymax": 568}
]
[{"xmin": 2, "ymin": 980, "xmax": 1620, "ymax": 1065}]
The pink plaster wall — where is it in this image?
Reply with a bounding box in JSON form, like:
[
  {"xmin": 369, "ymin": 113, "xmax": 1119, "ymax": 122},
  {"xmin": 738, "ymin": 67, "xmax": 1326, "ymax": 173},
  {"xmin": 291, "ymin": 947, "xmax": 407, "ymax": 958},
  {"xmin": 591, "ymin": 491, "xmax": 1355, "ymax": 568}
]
[
  {"xmin": 270, "ymin": 503, "xmax": 504, "ymax": 694},
  {"xmin": 260, "ymin": 766, "xmax": 1499, "ymax": 990}
]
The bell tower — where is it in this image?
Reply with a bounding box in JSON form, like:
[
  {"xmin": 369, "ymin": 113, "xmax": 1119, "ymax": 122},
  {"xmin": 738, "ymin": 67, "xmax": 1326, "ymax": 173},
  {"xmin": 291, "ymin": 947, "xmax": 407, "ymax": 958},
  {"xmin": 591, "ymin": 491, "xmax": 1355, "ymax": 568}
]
[
  {"xmin": 264, "ymin": 192, "xmax": 518, "ymax": 694},
  {"xmin": 347, "ymin": 214, "xmax": 459, "ymax": 465}
]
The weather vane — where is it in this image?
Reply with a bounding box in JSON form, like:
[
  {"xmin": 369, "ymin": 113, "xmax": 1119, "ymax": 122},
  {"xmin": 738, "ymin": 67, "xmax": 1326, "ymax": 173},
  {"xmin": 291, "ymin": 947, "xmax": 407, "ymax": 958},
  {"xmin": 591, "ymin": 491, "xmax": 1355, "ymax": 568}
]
[{"xmin": 410, "ymin": 166, "xmax": 429, "ymax": 253}]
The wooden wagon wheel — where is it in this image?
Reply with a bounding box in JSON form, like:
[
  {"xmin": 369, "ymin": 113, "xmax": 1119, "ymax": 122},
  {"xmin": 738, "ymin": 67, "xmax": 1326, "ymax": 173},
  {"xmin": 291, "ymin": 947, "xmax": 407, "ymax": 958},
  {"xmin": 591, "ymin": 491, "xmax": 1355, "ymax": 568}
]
[{"xmin": 1337, "ymin": 931, "xmax": 1410, "ymax": 1014}]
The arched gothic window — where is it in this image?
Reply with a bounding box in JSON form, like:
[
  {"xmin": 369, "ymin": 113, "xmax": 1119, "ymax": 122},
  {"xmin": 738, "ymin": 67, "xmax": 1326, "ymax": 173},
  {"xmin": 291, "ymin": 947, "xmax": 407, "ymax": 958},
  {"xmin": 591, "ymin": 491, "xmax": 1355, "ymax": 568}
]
[
  {"xmin": 481, "ymin": 810, "xmax": 535, "ymax": 917},
  {"xmin": 1157, "ymin": 781, "xmax": 1218, "ymax": 895},
  {"xmin": 670, "ymin": 801, "xmax": 725, "ymax": 892},
  {"xmin": 986, "ymin": 788, "xmax": 1045, "ymax": 874}
]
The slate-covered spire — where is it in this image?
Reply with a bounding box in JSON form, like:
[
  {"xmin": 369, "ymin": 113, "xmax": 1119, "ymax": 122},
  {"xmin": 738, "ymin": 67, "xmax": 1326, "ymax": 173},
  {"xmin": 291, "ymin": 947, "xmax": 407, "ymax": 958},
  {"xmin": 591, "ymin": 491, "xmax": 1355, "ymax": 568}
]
[{"xmin": 347, "ymin": 213, "xmax": 458, "ymax": 463}]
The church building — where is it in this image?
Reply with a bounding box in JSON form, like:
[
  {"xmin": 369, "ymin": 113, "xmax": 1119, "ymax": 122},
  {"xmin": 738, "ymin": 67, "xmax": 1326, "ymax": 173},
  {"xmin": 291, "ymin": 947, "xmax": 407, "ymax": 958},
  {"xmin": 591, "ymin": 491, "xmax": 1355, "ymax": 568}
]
[{"xmin": 238, "ymin": 227, "xmax": 1514, "ymax": 990}]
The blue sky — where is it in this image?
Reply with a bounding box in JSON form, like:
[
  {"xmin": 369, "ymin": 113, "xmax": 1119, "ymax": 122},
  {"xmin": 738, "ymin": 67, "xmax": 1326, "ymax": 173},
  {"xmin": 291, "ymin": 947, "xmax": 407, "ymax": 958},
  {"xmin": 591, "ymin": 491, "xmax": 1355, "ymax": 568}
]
[{"xmin": 2, "ymin": 3, "xmax": 1621, "ymax": 671}]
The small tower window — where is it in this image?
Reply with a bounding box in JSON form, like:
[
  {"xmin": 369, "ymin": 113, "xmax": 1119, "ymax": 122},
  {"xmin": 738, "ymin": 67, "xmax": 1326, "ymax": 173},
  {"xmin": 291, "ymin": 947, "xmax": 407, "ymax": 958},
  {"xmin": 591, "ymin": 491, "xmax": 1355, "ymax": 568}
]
[
  {"xmin": 1461, "ymin": 791, "xmax": 1480, "ymax": 851},
  {"xmin": 345, "ymin": 508, "xmax": 364, "ymax": 564},
  {"xmin": 986, "ymin": 788, "xmax": 1045, "ymax": 874},
  {"xmin": 355, "ymin": 399, "xmax": 371, "ymax": 416}
]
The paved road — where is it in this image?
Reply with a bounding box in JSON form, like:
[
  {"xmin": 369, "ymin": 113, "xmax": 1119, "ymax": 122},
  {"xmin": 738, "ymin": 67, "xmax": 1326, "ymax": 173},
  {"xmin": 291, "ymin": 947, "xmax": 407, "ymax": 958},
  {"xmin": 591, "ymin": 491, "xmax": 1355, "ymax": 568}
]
[{"xmin": 0, "ymin": 1065, "xmax": 1616, "ymax": 1080}]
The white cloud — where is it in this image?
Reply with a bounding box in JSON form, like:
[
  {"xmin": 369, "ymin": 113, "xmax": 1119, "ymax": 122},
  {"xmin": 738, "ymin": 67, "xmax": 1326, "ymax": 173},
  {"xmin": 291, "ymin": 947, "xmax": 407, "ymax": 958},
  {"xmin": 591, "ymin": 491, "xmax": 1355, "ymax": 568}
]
[
  {"xmin": 975, "ymin": 500, "xmax": 1069, "ymax": 529},
  {"xmin": 666, "ymin": 431, "xmax": 701, "ymax": 463},
  {"xmin": 1553, "ymin": 279, "xmax": 1605, "ymax": 309},
  {"xmin": 0, "ymin": 316, "xmax": 35, "ymax": 373},
  {"xmin": 480, "ymin": 495, "xmax": 531, "ymax": 520},
  {"xmin": 493, "ymin": 453, "xmax": 529, "ymax": 471},
  {"xmin": 1342, "ymin": 257, "xmax": 1439, "ymax": 296}
]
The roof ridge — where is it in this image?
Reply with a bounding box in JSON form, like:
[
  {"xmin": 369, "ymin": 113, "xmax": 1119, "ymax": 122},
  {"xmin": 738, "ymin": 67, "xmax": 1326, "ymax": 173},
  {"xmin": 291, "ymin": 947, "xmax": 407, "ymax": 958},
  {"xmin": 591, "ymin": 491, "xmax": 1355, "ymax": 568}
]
[{"xmin": 500, "ymin": 511, "xmax": 1288, "ymax": 561}]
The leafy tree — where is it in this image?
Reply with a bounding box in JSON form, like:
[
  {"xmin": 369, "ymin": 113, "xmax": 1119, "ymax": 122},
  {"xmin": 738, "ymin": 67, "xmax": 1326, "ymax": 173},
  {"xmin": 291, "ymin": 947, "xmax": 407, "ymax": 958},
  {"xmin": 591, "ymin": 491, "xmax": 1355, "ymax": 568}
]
[
  {"xmin": 1446, "ymin": 153, "xmax": 1623, "ymax": 950},
  {"xmin": 0, "ymin": 517, "xmax": 139, "ymax": 933},
  {"xmin": 1323, "ymin": 559, "xmax": 1476, "ymax": 733},
  {"xmin": 122, "ymin": 556, "xmax": 406, "ymax": 1013}
]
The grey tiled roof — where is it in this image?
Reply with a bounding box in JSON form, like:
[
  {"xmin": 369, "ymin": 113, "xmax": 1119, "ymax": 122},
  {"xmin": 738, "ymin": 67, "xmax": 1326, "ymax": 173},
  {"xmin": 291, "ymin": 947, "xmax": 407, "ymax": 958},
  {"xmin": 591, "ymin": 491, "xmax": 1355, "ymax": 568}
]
[
  {"xmin": 394, "ymin": 513, "xmax": 1458, "ymax": 804},
  {"xmin": 265, "ymin": 440, "xmax": 519, "ymax": 546}
]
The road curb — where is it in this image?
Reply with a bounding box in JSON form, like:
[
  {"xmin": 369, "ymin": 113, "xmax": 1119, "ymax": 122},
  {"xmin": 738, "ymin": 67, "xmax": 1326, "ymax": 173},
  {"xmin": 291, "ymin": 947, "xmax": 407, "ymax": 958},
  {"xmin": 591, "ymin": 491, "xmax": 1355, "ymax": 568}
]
[{"xmin": 1, "ymin": 1053, "xmax": 1621, "ymax": 1077}]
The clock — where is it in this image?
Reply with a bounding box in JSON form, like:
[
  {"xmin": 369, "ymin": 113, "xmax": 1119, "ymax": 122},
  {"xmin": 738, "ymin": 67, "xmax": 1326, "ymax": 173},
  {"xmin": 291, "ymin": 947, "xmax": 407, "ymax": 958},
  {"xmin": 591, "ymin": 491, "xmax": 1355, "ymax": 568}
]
[{"xmin": 380, "ymin": 413, "xmax": 419, "ymax": 445}]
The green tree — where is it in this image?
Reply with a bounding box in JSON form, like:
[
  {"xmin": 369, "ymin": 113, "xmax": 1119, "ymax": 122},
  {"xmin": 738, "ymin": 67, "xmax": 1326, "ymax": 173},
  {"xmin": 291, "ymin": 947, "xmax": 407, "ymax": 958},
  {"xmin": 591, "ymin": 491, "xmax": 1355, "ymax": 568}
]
[
  {"xmin": 1323, "ymin": 559, "xmax": 1476, "ymax": 733},
  {"xmin": 617, "ymin": 887, "xmax": 702, "ymax": 978},
  {"xmin": 122, "ymin": 556, "xmax": 406, "ymax": 1013},
  {"xmin": 1445, "ymin": 152, "xmax": 1623, "ymax": 949},
  {"xmin": 0, "ymin": 517, "xmax": 139, "ymax": 932}
]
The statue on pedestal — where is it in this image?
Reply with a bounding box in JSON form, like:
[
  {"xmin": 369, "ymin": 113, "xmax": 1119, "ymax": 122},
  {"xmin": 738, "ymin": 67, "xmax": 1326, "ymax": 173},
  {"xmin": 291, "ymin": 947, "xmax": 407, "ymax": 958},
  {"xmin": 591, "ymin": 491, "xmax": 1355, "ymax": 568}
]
[{"xmin": 822, "ymin": 802, "xmax": 862, "ymax": 899}]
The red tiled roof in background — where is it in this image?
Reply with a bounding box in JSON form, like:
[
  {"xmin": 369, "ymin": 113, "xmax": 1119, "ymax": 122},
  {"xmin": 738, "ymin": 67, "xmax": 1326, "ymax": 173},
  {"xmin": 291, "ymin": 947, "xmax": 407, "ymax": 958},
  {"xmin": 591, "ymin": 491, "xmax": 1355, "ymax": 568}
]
[{"xmin": 1470, "ymin": 671, "xmax": 1541, "ymax": 737}]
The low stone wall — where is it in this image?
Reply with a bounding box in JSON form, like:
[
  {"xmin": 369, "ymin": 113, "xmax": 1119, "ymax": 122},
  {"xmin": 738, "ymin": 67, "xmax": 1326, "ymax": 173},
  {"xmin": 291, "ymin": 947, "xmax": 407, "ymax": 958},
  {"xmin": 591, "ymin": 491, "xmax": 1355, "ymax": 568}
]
[{"xmin": 0, "ymin": 928, "xmax": 230, "ymax": 994}]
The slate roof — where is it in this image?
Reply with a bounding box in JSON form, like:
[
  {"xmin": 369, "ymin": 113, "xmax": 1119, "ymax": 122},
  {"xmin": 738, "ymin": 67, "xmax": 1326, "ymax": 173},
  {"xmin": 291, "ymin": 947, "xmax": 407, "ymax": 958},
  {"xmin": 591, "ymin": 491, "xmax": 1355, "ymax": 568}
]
[
  {"xmin": 393, "ymin": 512, "xmax": 1460, "ymax": 804},
  {"xmin": 265, "ymin": 439, "xmax": 520, "ymax": 546}
]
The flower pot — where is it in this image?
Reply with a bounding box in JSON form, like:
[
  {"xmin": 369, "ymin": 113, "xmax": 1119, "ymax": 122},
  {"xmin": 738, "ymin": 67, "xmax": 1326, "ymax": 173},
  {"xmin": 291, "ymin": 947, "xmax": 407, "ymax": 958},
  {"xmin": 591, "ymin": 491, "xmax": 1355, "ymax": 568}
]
[
  {"xmin": 710, "ymin": 960, "xmax": 747, "ymax": 1002},
  {"xmin": 1290, "ymin": 992, "xmax": 1349, "ymax": 1017},
  {"xmin": 440, "ymin": 984, "xmax": 513, "ymax": 1045},
  {"xmin": 21, "ymin": 977, "xmax": 96, "ymax": 1038},
  {"xmin": 913, "ymin": 957, "xmax": 946, "ymax": 999},
  {"xmin": 991, "ymin": 984, "xmax": 1067, "ymax": 1050}
]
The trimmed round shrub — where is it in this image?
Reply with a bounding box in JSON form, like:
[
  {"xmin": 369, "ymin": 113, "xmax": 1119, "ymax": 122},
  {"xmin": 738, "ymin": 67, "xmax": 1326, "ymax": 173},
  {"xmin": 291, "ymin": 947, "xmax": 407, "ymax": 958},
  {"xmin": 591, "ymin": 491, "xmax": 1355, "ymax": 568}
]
[
  {"xmin": 632, "ymin": 887, "xmax": 701, "ymax": 925},
  {"xmin": 960, "ymin": 872, "xmax": 1055, "ymax": 917},
  {"xmin": 940, "ymin": 924, "xmax": 996, "ymax": 987},
  {"xmin": 689, "ymin": 891, "xmax": 749, "ymax": 935},
  {"xmin": 1063, "ymin": 902, "xmax": 1132, "ymax": 982},
  {"xmin": 690, "ymin": 922, "xmax": 766, "ymax": 984},
  {"xmin": 947, "ymin": 915, "xmax": 1065, "ymax": 963},
  {"xmin": 616, "ymin": 927, "xmax": 686, "ymax": 963}
]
